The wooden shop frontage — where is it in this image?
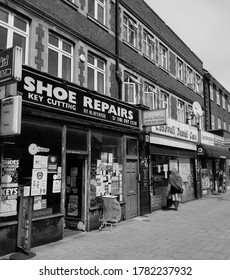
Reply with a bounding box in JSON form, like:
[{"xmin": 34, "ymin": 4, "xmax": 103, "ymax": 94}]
[{"xmin": 0, "ymin": 66, "xmax": 140, "ymax": 257}]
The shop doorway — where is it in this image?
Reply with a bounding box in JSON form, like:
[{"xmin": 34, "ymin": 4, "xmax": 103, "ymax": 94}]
[
  {"xmin": 65, "ymin": 153, "xmax": 86, "ymax": 231},
  {"xmin": 125, "ymin": 159, "xmax": 138, "ymax": 219}
]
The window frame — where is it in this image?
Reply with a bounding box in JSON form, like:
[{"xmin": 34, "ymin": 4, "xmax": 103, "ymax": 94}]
[
  {"xmin": 222, "ymin": 95, "xmax": 226, "ymax": 110},
  {"xmin": 177, "ymin": 99, "xmax": 185, "ymax": 123},
  {"xmin": 186, "ymin": 66, "xmax": 194, "ymax": 88},
  {"xmin": 159, "ymin": 44, "xmax": 168, "ymax": 70},
  {"xmin": 216, "ymin": 88, "xmax": 220, "ymax": 105},
  {"xmin": 48, "ymin": 33, "xmax": 73, "ymax": 82},
  {"xmin": 87, "ymin": 52, "xmax": 106, "ymax": 95},
  {"xmin": 176, "ymin": 58, "xmax": 184, "ymax": 82},
  {"xmin": 0, "ymin": 8, "xmax": 29, "ymax": 64},
  {"xmin": 217, "ymin": 117, "xmax": 221, "ymax": 129},
  {"xmin": 159, "ymin": 91, "xmax": 169, "ymax": 116},
  {"xmin": 123, "ymin": 14, "xmax": 138, "ymax": 48},
  {"xmin": 143, "ymin": 83, "xmax": 158, "ymax": 109},
  {"xmin": 211, "ymin": 114, "xmax": 215, "ymax": 130},
  {"xmin": 94, "ymin": 0, "xmax": 106, "ymax": 25},
  {"xmin": 143, "ymin": 30, "xmax": 156, "ymax": 61},
  {"xmin": 210, "ymin": 82, "xmax": 214, "ymax": 100},
  {"xmin": 124, "ymin": 72, "xmax": 140, "ymax": 104}
]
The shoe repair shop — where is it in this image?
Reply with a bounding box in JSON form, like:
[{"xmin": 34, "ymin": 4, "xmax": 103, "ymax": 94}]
[{"xmin": 0, "ymin": 65, "xmax": 140, "ymax": 257}]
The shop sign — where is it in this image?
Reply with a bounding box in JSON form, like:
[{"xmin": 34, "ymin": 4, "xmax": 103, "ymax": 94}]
[
  {"xmin": 17, "ymin": 68, "xmax": 139, "ymax": 128},
  {"xmin": 0, "ymin": 95, "xmax": 22, "ymax": 136},
  {"xmin": 151, "ymin": 118, "xmax": 198, "ymax": 143},
  {"xmin": 143, "ymin": 109, "xmax": 166, "ymax": 126},
  {"xmin": 0, "ymin": 47, "xmax": 22, "ymax": 85},
  {"xmin": 200, "ymin": 131, "xmax": 224, "ymax": 148}
]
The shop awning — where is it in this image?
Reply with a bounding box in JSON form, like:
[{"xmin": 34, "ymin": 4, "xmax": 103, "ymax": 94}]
[{"xmin": 200, "ymin": 144, "xmax": 230, "ymax": 159}]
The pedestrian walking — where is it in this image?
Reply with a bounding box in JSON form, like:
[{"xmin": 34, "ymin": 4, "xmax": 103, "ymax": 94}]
[{"xmin": 168, "ymin": 167, "xmax": 183, "ymax": 211}]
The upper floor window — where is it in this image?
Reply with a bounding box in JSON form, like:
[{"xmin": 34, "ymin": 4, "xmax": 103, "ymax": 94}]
[
  {"xmin": 0, "ymin": 8, "xmax": 29, "ymax": 64},
  {"xmin": 211, "ymin": 115, "xmax": 215, "ymax": 130},
  {"xmin": 186, "ymin": 104, "xmax": 196, "ymax": 125},
  {"xmin": 222, "ymin": 95, "xmax": 226, "ymax": 110},
  {"xmin": 159, "ymin": 44, "xmax": 168, "ymax": 70},
  {"xmin": 186, "ymin": 66, "xmax": 194, "ymax": 88},
  {"xmin": 94, "ymin": 0, "xmax": 105, "ymax": 25},
  {"xmin": 143, "ymin": 30, "xmax": 156, "ymax": 61},
  {"xmin": 124, "ymin": 72, "xmax": 140, "ymax": 104},
  {"xmin": 224, "ymin": 121, "xmax": 227, "ymax": 130},
  {"xmin": 177, "ymin": 100, "xmax": 185, "ymax": 123},
  {"xmin": 123, "ymin": 14, "xmax": 138, "ymax": 48},
  {"xmin": 176, "ymin": 58, "xmax": 184, "ymax": 81},
  {"xmin": 228, "ymin": 98, "xmax": 230, "ymax": 112},
  {"xmin": 210, "ymin": 83, "xmax": 213, "ymax": 100},
  {"xmin": 217, "ymin": 117, "xmax": 221, "ymax": 129},
  {"xmin": 87, "ymin": 53, "xmax": 105, "ymax": 94},
  {"xmin": 48, "ymin": 33, "xmax": 73, "ymax": 82},
  {"xmin": 195, "ymin": 74, "xmax": 202, "ymax": 95},
  {"xmin": 216, "ymin": 88, "xmax": 220, "ymax": 105},
  {"xmin": 159, "ymin": 91, "xmax": 168, "ymax": 115},
  {"xmin": 143, "ymin": 83, "xmax": 158, "ymax": 110}
]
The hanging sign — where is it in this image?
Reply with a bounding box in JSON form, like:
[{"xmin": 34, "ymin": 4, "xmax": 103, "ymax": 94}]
[
  {"xmin": 0, "ymin": 46, "xmax": 22, "ymax": 85},
  {"xmin": 0, "ymin": 95, "xmax": 22, "ymax": 136},
  {"xmin": 143, "ymin": 109, "xmax": 167, "ymax": 126}
]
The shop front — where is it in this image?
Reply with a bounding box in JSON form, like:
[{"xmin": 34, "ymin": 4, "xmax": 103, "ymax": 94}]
[
  {"xmin": 197, "ymin": 131, "xmax": 230, "ymax": 195},
  {"xmin": 0, "ymin": 66, "xmax": 140, "ymax": 257},
  {"xmin": 148, "ymin": 118, "xmax": 199, "ymax": 211}
]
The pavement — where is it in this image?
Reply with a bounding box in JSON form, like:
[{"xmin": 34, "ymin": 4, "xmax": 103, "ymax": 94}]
[{"xmin": 3, "ymin": 191, "xmax": 230, "ymax": 260}]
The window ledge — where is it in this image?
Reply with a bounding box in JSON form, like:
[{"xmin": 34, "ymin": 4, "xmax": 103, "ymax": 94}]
[
  {"xmin": 159, "ymin": 65, "xmax": 169, "ymax": 75},
  {"xmin": 123, "ymin": 40, "xmax": 139, "ymax": 53},
  {"xmin": 87, "ymin": 14, "xmax": 109, "ymax": 32},
  {"xmin": 61, "ymin": 0, "xmax": 79, "ymax": 11},
  {"xmin": 143, "ymin": 54, "xmax": 156, "ymax": 65}
]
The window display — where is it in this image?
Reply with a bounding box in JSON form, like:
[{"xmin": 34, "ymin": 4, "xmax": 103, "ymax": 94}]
[{"xmin": 90, "ymin": 131, "xmax": 123, "ymax": 208}]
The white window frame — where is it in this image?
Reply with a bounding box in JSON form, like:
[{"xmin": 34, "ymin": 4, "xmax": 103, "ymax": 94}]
[
  {"xmin": 195, "ymin": 74, "xmax": 202, "ymax": 94},
  {"xmin": 227, "ymin": 98, "xmax": 230, "ymax": 112},
  {"xmin": 159, "ymin": 44, "xmax": 168, "ymax": 70},
  {"xmin": 210, "ymin": 83, "xmax": 214, "ymax": 100},
  {"xmin": 0, "ymin": 8, "xmax": 29, "ymax": 64},
  {"xmin": 159, "ymin": 91, "xmax": 169, "ymax": 116},
  {"xmin": 177, "ymin": 58, "xmax": 184, "ymax": 81},
  {"xmin": 123, "ymin": 14, "xmax": 138, "ymax": 48},
  {"xmin": 124, "ymin": 73, "xmax": 140, "ymax": 104},
  {"xmin": 217, "ymin": 117, "xmax": 221, "ymax": 129},
  {"xmin": 186, "ymin": 66, "xmax": 194, "ymax": 88},
  {"xmin": 222, "ymin": 95, "xmax": 226, "ymax": 110},
  {"xmin": 216, "ymin": 88, "xmax": 220, "ymax": 105},
  {"xmin": 94, "ymin": 0, "xmax": 105, "ymax": 25},
  {"xmin": 186, "ymin": 104, "xmax": 196, "ymax": 125},
  {"xmin": 143, "ymin": 30, "xmax": 156, "ymax": 61},
  {"xmin": 48, "ymin": 33, "xmax": 73, "ymax": 82},
  {"xmin": 224, "ymin": 121, "xmax": 227, "ymax": 130},
  {"xmin": 177, "ymin": 99, "xmax": 185, "ymax": 123},
  {"xmin": 87, "ymin": 53, "xmax": 105, "ymax": 94},
  {"xmin": 143, "ymin": 83, "xmax": 158, "ymax": 109}
]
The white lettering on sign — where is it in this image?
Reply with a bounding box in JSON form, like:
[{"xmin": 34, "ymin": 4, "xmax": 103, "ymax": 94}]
[
  {"xmin": 83, "ymin": 96, "xmax": 134, "ymax": 120},
  {"xmin": 24, "ymin": 76, "xmax": 77, "ymax": 104}
]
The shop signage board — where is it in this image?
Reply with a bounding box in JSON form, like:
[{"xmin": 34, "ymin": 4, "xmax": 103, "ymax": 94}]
[
  {"xmin": 143, "ymin": 109, "xmax": 167, "ymax": 126},
  {"xmin": 0, "ymin": 95, "xmax": 22, "ymax": 136},
  {"xmin": 200, "ymin": 131, "xmax": 224, "ymax": 148},
  {"xmin": 0, "ymin": 47, "xmax": 22, "ymax": 85},
  {"xmin": 17, "ymin": 68, "xmax": 139, "ymax": 128},
  {"xmin": 150, "ymin": 117, "xmax": 198, "ymax": 143}
]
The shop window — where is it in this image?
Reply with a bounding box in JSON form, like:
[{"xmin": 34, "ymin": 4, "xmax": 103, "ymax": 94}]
[
  {"xmin": 87, "ymin": 52, "xmax": 105, "ymax": 94},
  {"xmin": 48, "ymin": 33, "xmax": 73, "ymax": 82},
  {"xmin": 123, "ymin": 14, "xmax": 138, "ymax": 48},
  {"xmin": 143, "ymin": 30, "xmax": 156, "ymax": 61},
  {"xmin": 0, "ymin": 121, "xmax": 62, "ymax": 223},
  {"xmin": 66, "ymin": 128, "xmax": 88, "ymax": 151},
  {"xmin": 126, "ymin": 138, "xmax": 138, "ymax": 156},
  {"xmin": 0, "ymin": 8, "xmax": 29, "ymax": 63},
  {"xmin": 124, "ymin": 72, "xmax": 140, "ymax": 104},
  {"xmin": 90, "ymin": 131, "xmax": 123, "ymax": 207},
  {"xmin": 143, "ymin": 83, "xmax": 158, "ymax": 110}
]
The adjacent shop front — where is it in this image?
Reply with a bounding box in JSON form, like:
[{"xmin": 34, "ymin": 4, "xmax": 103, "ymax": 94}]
[
  {"xmin": 197, "ymin": 131, "xmax": 230, "ymax": 195},
  {"xmin": 0, "ymin": 66, "xmax": 140, "ymax": 257},
  {"xmin": 148, "ymin": 118, "xmax": 199, "ymax": 211}
]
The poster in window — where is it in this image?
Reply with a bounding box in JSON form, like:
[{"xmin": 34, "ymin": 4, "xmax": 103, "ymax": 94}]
[{"xmin": 31, "ymin": 169, "xmax": 47, "ymax": 196}]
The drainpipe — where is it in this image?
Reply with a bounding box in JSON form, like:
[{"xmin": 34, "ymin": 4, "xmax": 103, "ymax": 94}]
[{"xmin": 115, "ymin": 0, "xmax": 122, "ymax": 100}]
